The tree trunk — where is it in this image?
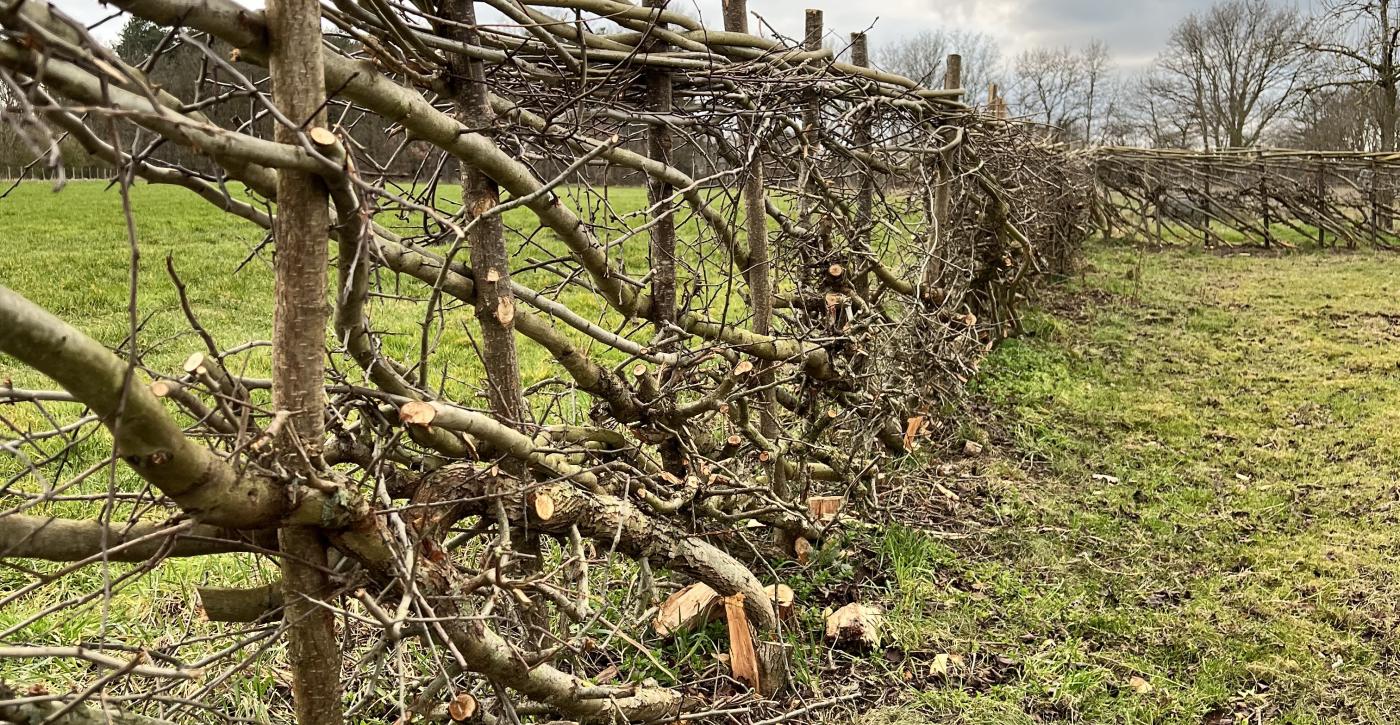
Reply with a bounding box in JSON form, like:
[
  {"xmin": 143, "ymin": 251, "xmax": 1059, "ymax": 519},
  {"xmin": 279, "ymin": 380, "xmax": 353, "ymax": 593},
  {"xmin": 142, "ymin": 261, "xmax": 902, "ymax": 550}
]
[
  {"xmin": 723, "ymin": 0, "xmax": 777, "ymax": 447},
  {"xmin": 435, "ymin": 0, "xmax": 537, "ymax": 643},
  {"xmin": 645, "ymin": 0, "xmax": 677, "ymax": 329},
  {"xmin": 266, "ymin": 0, "xmax": 342, "ymax": 720}
]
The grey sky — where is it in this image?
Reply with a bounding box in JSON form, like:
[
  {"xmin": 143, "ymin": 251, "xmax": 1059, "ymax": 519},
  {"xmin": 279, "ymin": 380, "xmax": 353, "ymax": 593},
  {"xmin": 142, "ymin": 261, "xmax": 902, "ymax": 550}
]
[{"xmin": 52, "ymin": 0, "xmax": 1303, "ymax": 73}]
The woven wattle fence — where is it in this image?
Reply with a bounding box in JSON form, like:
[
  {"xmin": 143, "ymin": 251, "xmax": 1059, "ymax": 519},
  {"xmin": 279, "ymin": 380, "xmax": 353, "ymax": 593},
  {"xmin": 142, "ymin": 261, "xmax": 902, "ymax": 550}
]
[{"xmin": 1090, "ymin": 146, "xmax": 1400, "ymax": 248}]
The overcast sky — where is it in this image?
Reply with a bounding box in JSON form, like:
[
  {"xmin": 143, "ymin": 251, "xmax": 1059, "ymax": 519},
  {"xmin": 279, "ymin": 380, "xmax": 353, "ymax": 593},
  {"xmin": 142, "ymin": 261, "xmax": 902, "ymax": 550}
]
[{"xmin": 53, "ymin": 0, "xmax": 1303, "ymax": 73}]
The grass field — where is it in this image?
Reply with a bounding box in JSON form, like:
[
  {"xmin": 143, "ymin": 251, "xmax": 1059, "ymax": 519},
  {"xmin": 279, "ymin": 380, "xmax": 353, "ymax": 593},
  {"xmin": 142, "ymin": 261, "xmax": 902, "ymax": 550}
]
[
  {"xmin": 860, "ymin": 244, "xmax": 1400, "ymax": 723},
  {"xmin": 6, "ymin": 182, "xmax": 1400, "ymax": 722}
]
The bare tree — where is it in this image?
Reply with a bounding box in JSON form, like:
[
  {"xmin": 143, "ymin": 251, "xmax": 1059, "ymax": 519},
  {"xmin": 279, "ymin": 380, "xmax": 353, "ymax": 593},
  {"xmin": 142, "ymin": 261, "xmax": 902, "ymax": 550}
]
[
  {"xmin": 1011, "ymin": 45, "xmax": 1086, "ymax": 139},
  {"xmin": 1283, "ymin": 86, "xmax": 1375, "ymax": 149},
  {"xmin": 1152, "ymin": 0, "xmax": 1314, "ymax": 149},
  {"xmin": 1303, "ymin": 1, "xmax": 1400, "ymax": 153},
  {"xmin": 1131, "ymin": 69, "xmax": 1200, "ymax": 148},
  {"xmin": 878, "ymin": 29, "xmax": 1001, "ymax": 105},
  {"xmin": 1081, "ymin": 40, "xmax": 1116, "ymax": 144}
]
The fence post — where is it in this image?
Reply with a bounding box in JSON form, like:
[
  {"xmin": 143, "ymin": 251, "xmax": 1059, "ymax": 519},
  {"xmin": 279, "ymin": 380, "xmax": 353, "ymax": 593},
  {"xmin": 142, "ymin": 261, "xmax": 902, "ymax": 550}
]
[
  {"xmin": 798, "ymin": 8, "xmax": 823, "ymax": 266},
  {"xmin": 944, "ymin": 54, "xmax": 962, "ymax": 99},
  {"xmin": 643, "ymin": 0, "xmax": 676, "ymax": 331},
  {"xmin": 988, "ymin": 83, "xmax": 1007, "ymax": 119},
  {"xmin": 850, "ymin": 32, "xmax": 872, "ymax": 299},
  {"xmin": 1371, "ymin": 159, "xmax": 1380, "ymax": 245},
  {"xmin": 925, "ymin": 53, "xmax": 961, "ymax": 296},
  {"xmin": 721, "ymin": 0, "xmax": 778, "ymax": 455},
  {"xmin": 1153, "ymin": 183, "xmax": 1163, "ymax": 244},
  {"xmin": 1315, "ymin": 163, "xmax": 1326, "ymax": 247},
  {"xmin": 1201, "ymin": 161, "xmax": 1214, "ymax": 247},
  {"xmin": 1259, "ymin": 175, "xmax": 1271, "ymax": 249}
]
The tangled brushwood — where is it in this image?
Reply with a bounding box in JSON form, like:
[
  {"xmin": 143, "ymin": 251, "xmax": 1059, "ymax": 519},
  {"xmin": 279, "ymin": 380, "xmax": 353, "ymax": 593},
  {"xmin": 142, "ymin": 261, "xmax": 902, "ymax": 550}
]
[{"xmin": 0, "ymin": 0, "xmax": 1091, "ymax": 721}]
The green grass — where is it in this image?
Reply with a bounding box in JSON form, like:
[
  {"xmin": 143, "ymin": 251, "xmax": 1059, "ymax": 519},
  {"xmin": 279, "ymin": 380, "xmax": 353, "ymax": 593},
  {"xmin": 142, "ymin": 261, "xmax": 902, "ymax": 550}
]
[
  {"xmin": 0, "ymin": 180, "xmax": 664, "ymax": 398},
  {"xmin": 859, "ymin": 242, "xmax": 1400, "ymax": 723}
]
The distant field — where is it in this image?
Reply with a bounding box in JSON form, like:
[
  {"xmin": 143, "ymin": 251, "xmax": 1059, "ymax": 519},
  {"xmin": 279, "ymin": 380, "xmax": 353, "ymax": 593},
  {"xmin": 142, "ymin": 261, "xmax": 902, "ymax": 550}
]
[{"xmin": 0, "ymin": 180, "xmax": 769, "ymax": 398}]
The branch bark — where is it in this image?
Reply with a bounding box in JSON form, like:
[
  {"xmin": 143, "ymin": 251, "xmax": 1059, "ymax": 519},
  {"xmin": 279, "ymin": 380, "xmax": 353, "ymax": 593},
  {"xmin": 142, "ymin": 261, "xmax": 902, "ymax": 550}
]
[
  {"xmin": 266, "ymin": 0, "xmax": 343, "ymax": 717},
  {"xmin": 0, "ymin": 514, "xmax": 251, "ymax": 562}
]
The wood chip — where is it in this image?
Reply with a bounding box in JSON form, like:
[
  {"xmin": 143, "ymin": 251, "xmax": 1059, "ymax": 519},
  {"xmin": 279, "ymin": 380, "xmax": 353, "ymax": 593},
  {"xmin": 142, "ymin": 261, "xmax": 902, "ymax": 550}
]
[
  {"xmin": 764, "ymin": 583, "xmax": 795, "ymax": 620},
  {"xmin": 903, "ymin": 414, "xmax": 927, "ymax": 451},
  {"xmin": 793, "ymin": 537, "xmax": 814, "ymax": 565},
  {"xmin": 652, "ymin": 583, "xmax": 720, "ymax": 637},
  {"xmin": 807, "ymin": 495, "xmax": 844, "ymax": 522},
  {"xmin": 824, "ymin": 602, "xmax": 883, "ymax": 649}
]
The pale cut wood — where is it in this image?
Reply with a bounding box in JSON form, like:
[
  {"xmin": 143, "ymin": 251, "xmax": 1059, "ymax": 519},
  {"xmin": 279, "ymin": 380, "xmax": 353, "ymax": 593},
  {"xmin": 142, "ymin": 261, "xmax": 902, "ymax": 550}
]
[
  {"xmin": 764, "ymin": 583, "xmax": 795, "ymax": 620},
  {"xmin": 399, "ymin": 401, "xmax": 437, "ymax": 428},
  {"xmin": 903, "ymin": 414, "xmax": 927, "ymax": 451},
  {"xmin": 824, "ymin": 602, "xmax": 883, "ymax": 649},
  {"xmin": 723, "ymin": 594, "xmax": 760, "ymax": 691},
  {"xmin": 529, "ymin": 490, "xmax": 555, "ymax": 521},
  {"xmin": 793, "ymin": 536, "xmax": 814, "ymax": 565},
  {"xmin": 307, "ymin": 126, "xmax": 337, "ymax": 147},
  {"xmin": 182, "ymin": 351, "xmax": 208, "ymax": 375},
  {"xmin": 652, "ymin": 582, "xmax": 721, "ymax": 636},
  {"xmin": 807, "ymin": 495, "xmax": 844, "ymax": 522},
  {"xmin": 447, "ymin": 692, "xmax": 479, "ymax": 722}
]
